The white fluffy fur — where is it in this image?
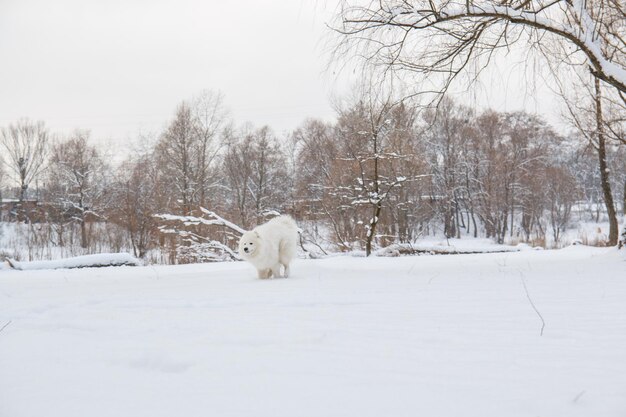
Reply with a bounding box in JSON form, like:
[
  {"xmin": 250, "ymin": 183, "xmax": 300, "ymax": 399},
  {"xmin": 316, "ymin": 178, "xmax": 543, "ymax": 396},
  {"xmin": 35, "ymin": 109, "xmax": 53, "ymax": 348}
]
[{"xmin": 238, "ymin": 216, "xmax": 298, "ymax": 279}]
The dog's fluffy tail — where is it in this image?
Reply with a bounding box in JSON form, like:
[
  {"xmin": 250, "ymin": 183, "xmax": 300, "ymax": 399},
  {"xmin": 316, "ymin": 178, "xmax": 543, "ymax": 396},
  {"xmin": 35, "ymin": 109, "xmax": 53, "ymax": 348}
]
[{"xmin": 270, "ymin": 215, "xmax": 298, "ymax": 230}]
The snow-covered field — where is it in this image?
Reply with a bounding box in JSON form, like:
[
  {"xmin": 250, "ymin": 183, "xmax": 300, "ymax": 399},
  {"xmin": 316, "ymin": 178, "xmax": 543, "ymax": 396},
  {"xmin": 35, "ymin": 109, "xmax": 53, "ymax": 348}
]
[{"xmin": 1, "ymin": 247, "xmax": 625, "ymax": 417}]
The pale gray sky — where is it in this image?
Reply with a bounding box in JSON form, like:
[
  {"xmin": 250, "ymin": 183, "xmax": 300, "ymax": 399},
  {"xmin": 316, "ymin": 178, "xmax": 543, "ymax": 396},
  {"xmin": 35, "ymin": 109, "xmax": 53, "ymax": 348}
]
[
  {"xmin": 0, "ymin": 0, "xmax": 347, "ymax": 143},
  {"xmin": 0, "ymin": 0, "xmax": 562, "ymax": 146}
]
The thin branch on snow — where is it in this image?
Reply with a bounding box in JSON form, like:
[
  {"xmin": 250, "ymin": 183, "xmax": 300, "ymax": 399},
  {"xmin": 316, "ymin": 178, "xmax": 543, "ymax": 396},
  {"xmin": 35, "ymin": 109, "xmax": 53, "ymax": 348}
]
[
  {"xmin": 0, "ymin": 320, "xmax": 13, "ymax": 334},
  {"xmin": 520, "ymin": 272, "xmax": 546, "ymax": 336},
  {"xmin": 572, "ymin": 390, "xmax": 587, "ymax": 403}
]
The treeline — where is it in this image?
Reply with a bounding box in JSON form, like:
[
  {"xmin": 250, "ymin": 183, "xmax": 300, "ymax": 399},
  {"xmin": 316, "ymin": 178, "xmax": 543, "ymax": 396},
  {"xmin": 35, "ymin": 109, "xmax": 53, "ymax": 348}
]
[{"xmin": 1, "ymin": 90, "xmax": 624, "ymax": 262}]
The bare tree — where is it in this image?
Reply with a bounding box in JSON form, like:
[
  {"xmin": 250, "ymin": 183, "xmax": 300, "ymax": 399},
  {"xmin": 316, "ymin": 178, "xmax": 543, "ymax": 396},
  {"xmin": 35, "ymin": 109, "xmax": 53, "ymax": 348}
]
[
  {"xmin": 299, "ymin": 87, "xmax": 425, "ymax": 255},
  {"xmin": 545, "ymin": 166, "xmax": 580, "ymax": 245},
  {"xmin": 247, "ymin": 126, "xmax": 289, "ymax": 222},
  {"xmin": 110, "ymin": 151, "xmax": 165, "ymax": 259},
  {"xmin": 291, "ymin": 119, "xmax": 337, "ymax": 207},
  {"xmin": 191, "ymin": 90, "xmax": 228, "ymax": 207},
  {"xmin": 156, "ymin": 92, "xmax": 228, "ymax": 215},
  {"xmin": 0, "ymin": 119, "xmax": 49, "ymax": 210},
  {"xmin": 222, "ymin": 126, "xmax": 256, "ymax": 228},
  {"xmin": 221, "ymin": 125, "xmax": 289, "ymax": 229},
  {"xmin": 593, "ymin": 78, "xmax": 620, "ymax": 245},
  {"xmin": 47, "ymin": 131, "xmax": 109, "ymax": 249},
  {"xmin": 422, "ymin": 98, "xmax": 474, "ymax": 239},
  {"xmin": 335, "ymin": 93, "xmax": 408, "ymax": 255},
  {"xmin": 553, "ymin": 70, "xmax": 622, "ymax": 244},
  {"xmin": 156, "ymin": 103, "xmax": 198, "ymax": 215}
]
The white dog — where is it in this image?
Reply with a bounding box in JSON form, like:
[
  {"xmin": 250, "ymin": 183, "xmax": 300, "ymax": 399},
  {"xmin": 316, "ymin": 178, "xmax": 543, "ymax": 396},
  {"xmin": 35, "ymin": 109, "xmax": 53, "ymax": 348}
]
[{"xmin": 238, "ymin": 215, "xmax": 298, "ymax": 279}]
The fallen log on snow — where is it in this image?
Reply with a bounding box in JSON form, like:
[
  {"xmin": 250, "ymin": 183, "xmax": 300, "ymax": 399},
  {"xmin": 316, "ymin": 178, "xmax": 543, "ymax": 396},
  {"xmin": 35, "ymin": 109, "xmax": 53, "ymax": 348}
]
[
  {"xmin": 6, "ymin": 253, "xmax": 141, "ymax": 271},
  {"xmin": 375, "ymin": 243, "xmax": 527, "ymax": 257}
]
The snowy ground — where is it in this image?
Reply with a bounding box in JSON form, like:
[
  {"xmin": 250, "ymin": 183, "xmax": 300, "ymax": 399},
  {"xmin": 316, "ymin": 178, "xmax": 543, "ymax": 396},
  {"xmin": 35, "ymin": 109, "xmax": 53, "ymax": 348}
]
[{"xmin": 1, "ymin": 247, "xmax": 625, "ymax": 417}]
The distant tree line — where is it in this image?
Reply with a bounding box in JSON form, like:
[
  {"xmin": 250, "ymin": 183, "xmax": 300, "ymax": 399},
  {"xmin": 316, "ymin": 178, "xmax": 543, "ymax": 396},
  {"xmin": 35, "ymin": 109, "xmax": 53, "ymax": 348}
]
[
  {"xmin": 333, "ymin": 0, "xmax": 626, "ymax": 246},
  {"xmin": 1, "ymin": 89, "xmax": 624, "ymax": 262}
]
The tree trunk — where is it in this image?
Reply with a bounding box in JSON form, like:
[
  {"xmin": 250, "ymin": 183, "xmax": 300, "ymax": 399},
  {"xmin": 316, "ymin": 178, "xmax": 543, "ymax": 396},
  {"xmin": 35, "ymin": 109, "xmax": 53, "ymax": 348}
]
[
  {"xmin": 455, "ymin": 199, "xmax": 462, "ymax": 239},
  {"xmin": 594, "ymin": 78, "xmax": 618, "ymax": 246},
  {"xmin": 622, "ymin": 179, "xmax": 626, "ymax": 216},
  {"xmin": 471, "ymin": 210, "xmax": 478, "ymax": 238},
  {"xmin": 510, "ymin": 181, "xmax": 515, "ymax": 238},
  {"xmin": 366, "ymin": 203, "xmax": 382, "ymax": 257},
  {"xmin": 80, "ymin": 218, "xmax": 88, "ymax": 249}
]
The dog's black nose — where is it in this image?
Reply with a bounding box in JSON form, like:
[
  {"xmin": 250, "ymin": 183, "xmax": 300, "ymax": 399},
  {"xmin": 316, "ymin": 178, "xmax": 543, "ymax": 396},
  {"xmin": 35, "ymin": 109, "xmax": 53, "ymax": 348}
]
[{"xmin": 244, "ymin": 247, "xmax": 249, "ymax": 253}]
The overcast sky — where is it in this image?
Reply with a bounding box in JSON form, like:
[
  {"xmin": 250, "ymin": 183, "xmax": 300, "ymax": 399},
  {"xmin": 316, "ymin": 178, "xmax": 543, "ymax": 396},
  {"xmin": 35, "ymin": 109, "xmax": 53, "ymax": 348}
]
[
  {"xmin": 0, "ymin": 0, "xmax": 561, "ymax": 147},
  {"xmin": 0, "ymin": 0, "xmax": 346, "ymax": 142}
]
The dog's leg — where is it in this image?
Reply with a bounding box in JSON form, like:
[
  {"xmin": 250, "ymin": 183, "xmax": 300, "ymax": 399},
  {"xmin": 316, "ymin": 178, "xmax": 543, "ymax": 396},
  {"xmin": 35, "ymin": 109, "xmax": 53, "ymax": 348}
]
[
  {"xmin": 282, "ymin": 262, "xmax": 290, "ymax": 278},
  {"xmin": 271, "ymin": 264, "xmax": 282, "ymax": 278},
  {"xmin": 257, "ymin": 269, "xmax": 271, "ymax": 279}
]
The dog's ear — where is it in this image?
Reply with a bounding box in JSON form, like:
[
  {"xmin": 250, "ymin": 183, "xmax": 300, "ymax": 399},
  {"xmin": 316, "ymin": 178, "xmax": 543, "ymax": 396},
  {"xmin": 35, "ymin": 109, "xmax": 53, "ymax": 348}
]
[{"xmin": 254, "ymin": 231, "xmax": 260, "ymax": 238}]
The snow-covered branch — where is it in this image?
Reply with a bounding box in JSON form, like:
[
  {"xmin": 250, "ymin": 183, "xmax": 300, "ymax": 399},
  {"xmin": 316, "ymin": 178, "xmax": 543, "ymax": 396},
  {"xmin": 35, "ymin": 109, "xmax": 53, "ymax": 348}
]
[
  {"xmin": 155, "ymin": 207, "xmax": 246, "ymax": 235},
  {"xmin": 155, "ymin": 207, "xmax": 245, "ymax": 262},
  {"xmin": 338, "ymin": 0, "xmax": 626, "ymax": 94}
]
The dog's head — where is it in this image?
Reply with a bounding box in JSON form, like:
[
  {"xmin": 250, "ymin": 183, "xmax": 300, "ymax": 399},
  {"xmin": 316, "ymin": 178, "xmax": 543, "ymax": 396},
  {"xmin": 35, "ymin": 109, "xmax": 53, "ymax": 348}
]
[{"xmin": 238, "ymin": 230, "xmax": 261, "ymax": 259}]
